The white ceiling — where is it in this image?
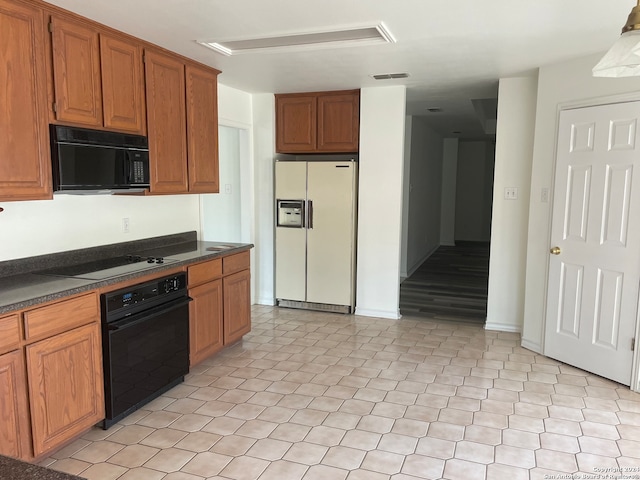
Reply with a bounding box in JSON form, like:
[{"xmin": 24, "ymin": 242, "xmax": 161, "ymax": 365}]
[{"xmin": 45, "ymin": 0, "xmax": 632, "ymax": 139}]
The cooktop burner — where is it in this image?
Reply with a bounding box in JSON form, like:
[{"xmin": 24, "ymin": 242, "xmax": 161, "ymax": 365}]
[{"xmin": 36, "ymin": 254, "xmax": 177, "ymax": 280}]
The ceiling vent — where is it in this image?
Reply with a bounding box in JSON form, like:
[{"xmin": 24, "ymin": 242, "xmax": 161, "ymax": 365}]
[
  {"xmin": 371, "ymin": 72, "xmax": 409, "ymax": 80},
  {"xmin": 198, "ymin": 23, "xmax": 395, "ymax": 56}
]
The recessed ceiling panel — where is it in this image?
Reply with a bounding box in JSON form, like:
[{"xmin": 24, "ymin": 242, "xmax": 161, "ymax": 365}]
[{"xmin": 198, "ymin": 23, "xmax": 395, "ymax": 56}]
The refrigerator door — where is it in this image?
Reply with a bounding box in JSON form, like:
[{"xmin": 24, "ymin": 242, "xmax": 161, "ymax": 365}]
[
  {"xmin": 306, "ymin": 162, "xmax": 357, "ymax": 307},
  {"xmin": 275, "ymin": 162, "xmax": 307, "ymax": 301}
]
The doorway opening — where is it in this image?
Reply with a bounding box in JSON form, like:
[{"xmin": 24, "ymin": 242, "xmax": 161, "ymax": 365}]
[
  {"xmin": 200, "ymin": 125, "xmax": 252, "ymax": 243},
  {"xmin": 399, "ymin": 133, "xmax": 494, "ymax": 325}
]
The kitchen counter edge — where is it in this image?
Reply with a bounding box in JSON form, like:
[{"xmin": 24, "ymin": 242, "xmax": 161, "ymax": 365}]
[{"xmin": 0, "ymin": 242, "xmax": 253, "ymax": 315}]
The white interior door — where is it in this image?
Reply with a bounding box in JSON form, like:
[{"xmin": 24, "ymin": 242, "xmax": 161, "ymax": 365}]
[
  {"xmin": 306, "ymin": 162, "xmax": 357, "ymax": 306},
  {"xmin": 545, "ymin": 101, "xmax": 640, "ymax": 386}
]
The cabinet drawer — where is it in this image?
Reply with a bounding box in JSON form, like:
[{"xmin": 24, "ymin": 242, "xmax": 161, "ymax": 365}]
[
  {"xmin": 0, "ymin": 314, "xmax": 21, "ymax": 355},
  {"xmin": 23, "ymin": 293, "xmax": 99, "ymax": 342},
  {"xmin": 223, "ymin": 251, "xmax": 250, "ymax": 275},
  {"xmin": 188, "ymin": 258, "xmax": 222, "ymax": 286}
]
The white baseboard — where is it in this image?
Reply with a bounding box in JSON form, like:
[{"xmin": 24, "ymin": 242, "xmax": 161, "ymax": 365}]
[
  {"xmin": 406, "ymin": 245, "xmax": 440, "ymax": 278},
  {"xmin": 520, "ymin": 338, "xmax": 542, "ymax": 354},
  {"xmin": 256, "ymin": 297, "xmax": 276, "ymax": 306},
  {"xmin": 484, "ymin": 322, "xmax": 522, "ymax": 333},
  {"xmin": 355, "ymin": 307, "xmax": 401, "ymax": 320}
]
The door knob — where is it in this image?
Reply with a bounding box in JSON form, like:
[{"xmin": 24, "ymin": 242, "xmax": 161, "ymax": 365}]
[{"xmin": 550, "ymin": 246, "xmax": 561, "ymax": 255}]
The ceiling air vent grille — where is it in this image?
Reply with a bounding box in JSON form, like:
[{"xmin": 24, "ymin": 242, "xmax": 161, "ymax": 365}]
[
  {"xmin": 199, "ymin": 23, "xmax": 395, "ymax": 56},
  {"xmin": 371, "ymin": 73, "xmax": 409, "ymax": 80}
]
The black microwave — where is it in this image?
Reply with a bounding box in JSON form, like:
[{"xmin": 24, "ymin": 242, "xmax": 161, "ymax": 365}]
[{"xmin": 50, "ymin": 125, "xmax": 150, "ymax": 192}]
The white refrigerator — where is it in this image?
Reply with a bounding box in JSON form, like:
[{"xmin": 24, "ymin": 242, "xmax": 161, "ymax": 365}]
[{"xmin": 275, "ymin": 158, "xmax": 358, "ymax": 313}]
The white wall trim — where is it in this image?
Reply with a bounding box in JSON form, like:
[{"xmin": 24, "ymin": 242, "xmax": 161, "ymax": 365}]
[
  {"xmin": 355, "ymin": 308, "xmax": 401, "ymax": 320},
  {"xmin": 521, "ymin": 338, "xmax": 542, "ymax": 354},
  {"xmin": 558, "ymin": 91, "xmax": 640, "ymax": 112},
  {"xmin": 219, "ymin": 117, "xmax": 252, "ymax": 130},
  {"xmin": 484, "ymin": 322, "xmax": 522, "ymax": 333},
  {"xmin": 257, "ymin": 296, "xmax": 276, "ymax": 306}
]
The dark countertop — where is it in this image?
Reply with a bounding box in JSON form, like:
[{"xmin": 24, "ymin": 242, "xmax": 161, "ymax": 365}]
[
  {"xmin": 0, "ymin": 232, "xmax": 253, "ymax": 315},
  {"xmin": 0, "ymin": 455, "xmax": 84, "ymax": 480}
]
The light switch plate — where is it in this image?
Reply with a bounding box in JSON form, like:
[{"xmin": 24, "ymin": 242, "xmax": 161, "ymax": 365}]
[{"xmin": 504, "ymin": 187, "xmax": 518, "ymax": 200}]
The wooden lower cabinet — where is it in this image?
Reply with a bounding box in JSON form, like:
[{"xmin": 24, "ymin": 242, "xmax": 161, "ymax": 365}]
[
  {"xmin": 0, "ymin": 350, "xmax": 31, "ymax": 460},
  {"xmin": 189, "ymin": 279, "xmax": 224, "ymax": 365},
  {"xmin": 26, "ymin": 322, "xmax": 104, "ymax": 457},
  {"xmin": 188, "ymin": 251, "xmax": 252, "ymax": 366},
  {"xmin": 223, "ymin": 269, "xmax": 251, "ymax": 345}
]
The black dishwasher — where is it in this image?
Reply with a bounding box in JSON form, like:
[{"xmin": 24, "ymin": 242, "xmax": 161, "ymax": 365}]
[{"xmin": 101, "ymin": 272, "xmax": 190, "ymax": 429}]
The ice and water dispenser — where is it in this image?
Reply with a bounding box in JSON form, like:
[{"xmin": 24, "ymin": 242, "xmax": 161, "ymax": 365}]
[{"xmin": 276, "ymin": 200, "xmax": 304, "ymax": 228}]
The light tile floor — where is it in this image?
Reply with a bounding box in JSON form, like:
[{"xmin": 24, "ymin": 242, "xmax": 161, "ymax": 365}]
[{"xmin": 42, "ymin": 306, "xmax": 640, "ymax": 480}]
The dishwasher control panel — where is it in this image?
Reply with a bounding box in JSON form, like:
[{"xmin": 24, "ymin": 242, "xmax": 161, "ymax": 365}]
[{"xmin": 102, "ymin": 272, "xmax": 187, "ymax": 321}]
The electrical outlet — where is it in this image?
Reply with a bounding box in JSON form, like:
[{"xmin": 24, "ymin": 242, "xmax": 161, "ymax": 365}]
[
  {"xmin": 224, "ymin": 184, "xmax": 232, "ymax": 194},
  {"xmin": 122, "ymin": 217, "xmax": 130, "ymax": 233}
]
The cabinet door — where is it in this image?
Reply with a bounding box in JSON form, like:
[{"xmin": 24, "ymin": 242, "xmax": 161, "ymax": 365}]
[
  {"xmin": 276, "ymin": 95, "xmax": 317, "ymax": 153},
  {"xmin": 50, "ymin": 15, "xmax": 102, "ymax": 126},
  {"xmin": 145, "ymin": 50, "xmax": 188, "ymax": 193},
  {"xmin": 186, "ymin": 64, "xmax": 219, "ymax": 193},
  {"xmin": 100, "ymin": 33, "xmax": 146, "ymax": 134},
  {"xmin": 189, "ymin": 279, "xmax": 223, "ymax": 366},
  {"xmin": 0, "ymin": 351, "xmax": 31, "ymax": 460},
  {"xmin": 317, "ymin": 92, "xmax": 360, "ymax": 152},
  {"xmin": 0, "ymin": 0, "xmax": 51, "ymax": 201},
  {"xmin": 223, "ymin": 269, "xmax": 251, "ymax": 345},
  {"xmin": 27, "ymin": 323, "xmax": 104, "ymax": 457}
]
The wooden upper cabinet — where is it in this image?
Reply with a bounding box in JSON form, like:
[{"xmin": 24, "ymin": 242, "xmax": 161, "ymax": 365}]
[
  {"xmin": 317, "ymin": 93, "xmax": 359, "ymax": 152},
  {"xmin": 50, "ymin": 15, "xmax": 102, "ymax": 126},
  {"xmin": 100, "ymin": 34, "xmax": 146, "ymax": 134},
  {"xmin": 144, "ymin": 49, "xmax": 189, "ymax": 194},
  {"xmin": 0, "ymin": 0, "xmax": 52, "ymax": 202},
  {"xmin": 276, "ymin": 90, "xmax": 359, "ymax": 154},
  {"xmin": 276, "ymin": 95, "xmax": 317, "ymax": 153},
  {"xmin": 186, "ymin": 64, "xmax": 219, "ymax": 193}
]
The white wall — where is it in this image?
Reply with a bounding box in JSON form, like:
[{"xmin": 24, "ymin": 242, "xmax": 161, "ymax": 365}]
[
  {"xmin": 251, "ymin": 93, "xmax": 276, "ymax": 306},
  {"xmin": 0, "ymin": 194, "xmax": 200, "ymax": 261},
  {"xmin": 404, "ymin": 117, "xmax": 444, "ymax": 276},
  {"xmin": 201, "ymin": 126, "xmax": 242, "ymax": 242},
  {"xmin": 454, "ymin": 141, "xmax": 494, "ymax": 242},
  {"xmin": 355, "ymin": 86, "xmax": 406, "ymax": 319},
  {"xmin": 485, "ymin": 76, "xmax": 538, "ymax": 333},
  {"xmin": 522, "ymin": 53, "xmax": 640, "ymax": 352},
  {"xmin": 440, "ymin": 138, "xmax": 458, "ymax": 246},
  {"xmin": 218, "ymin": 84, "xmax": 253, "ymax": 127}
]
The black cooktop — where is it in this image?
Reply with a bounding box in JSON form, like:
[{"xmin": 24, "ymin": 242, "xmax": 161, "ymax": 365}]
[
  {"xmin": 33, "ymin": 242, "xmax": 198, "ymax": 281},
  {"xmin": 35, "ymin": 254, "xmax": 178, "ymax": 280},
  {"xmin": 38, "ymin": 255, "xmax": 153, "ymax": 277}
]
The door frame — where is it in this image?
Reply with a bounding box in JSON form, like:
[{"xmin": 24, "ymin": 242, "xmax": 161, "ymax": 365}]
[{"xmin": 542, "ymin": 92, "xmax": 640, "ymax": 393}]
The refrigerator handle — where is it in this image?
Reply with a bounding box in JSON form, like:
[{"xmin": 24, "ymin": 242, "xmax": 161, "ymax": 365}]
[{"xmin": 307, "ymin": 200, "xmax": 313, "ymax": 229}]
